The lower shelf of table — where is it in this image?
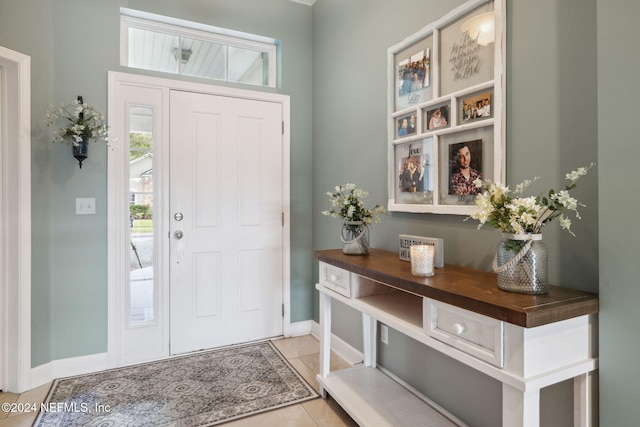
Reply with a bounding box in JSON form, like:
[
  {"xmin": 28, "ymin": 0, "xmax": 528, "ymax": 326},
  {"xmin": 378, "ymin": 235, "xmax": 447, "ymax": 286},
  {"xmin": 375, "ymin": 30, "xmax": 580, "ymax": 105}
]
[{"xmin": 317, "ymin": 365, "xmax": 460, "ymax": 427}]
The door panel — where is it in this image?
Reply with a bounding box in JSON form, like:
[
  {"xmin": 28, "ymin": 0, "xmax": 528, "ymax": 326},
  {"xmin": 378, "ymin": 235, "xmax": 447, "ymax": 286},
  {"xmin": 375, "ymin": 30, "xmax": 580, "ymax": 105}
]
[
  {"xmin": 169, "ymin": 90, "xmax": 283, "ymax": 354},
  {"xmin": 194, "ymin": 252, "xmax": 221, "ymax": 318}
]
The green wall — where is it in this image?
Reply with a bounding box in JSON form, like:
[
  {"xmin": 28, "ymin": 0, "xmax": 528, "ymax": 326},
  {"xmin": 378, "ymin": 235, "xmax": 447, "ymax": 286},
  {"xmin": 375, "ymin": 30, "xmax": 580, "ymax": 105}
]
[
  {"xmin": 0, "ymin": 0, "xmax": 56, "ymax": 372},
  {"xmin": 312, "ymin": 0, "xmax": 597, "ymax": 426},
  {"xmin": 597, "ymin": 0, "xmax": 640, "ymax": 425},
  {"xmin": 312, "ymin": 0, "xmax": 598, "ymax": 310},
  {"xmin": 0, "ymin": 0, "xmax": 313, "ymax": 367}
]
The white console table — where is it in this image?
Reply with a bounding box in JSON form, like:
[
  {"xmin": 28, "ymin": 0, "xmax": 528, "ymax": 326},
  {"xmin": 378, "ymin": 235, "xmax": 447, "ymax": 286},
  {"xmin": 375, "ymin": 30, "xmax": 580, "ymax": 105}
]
[{"xmin": 315, "ymin": 249, "xmax": 598, "ymax": 427}]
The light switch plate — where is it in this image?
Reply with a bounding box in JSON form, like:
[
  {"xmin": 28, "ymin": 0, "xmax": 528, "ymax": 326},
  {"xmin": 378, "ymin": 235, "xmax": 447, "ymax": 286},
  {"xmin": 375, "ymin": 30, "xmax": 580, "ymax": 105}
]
[
  {"xmin": 76, "ymin": 198, "xmax": 96, "ymax": 215},
  {"xmin": 399, "ymin": 234, "xmax": 444, "ymax": 268}
]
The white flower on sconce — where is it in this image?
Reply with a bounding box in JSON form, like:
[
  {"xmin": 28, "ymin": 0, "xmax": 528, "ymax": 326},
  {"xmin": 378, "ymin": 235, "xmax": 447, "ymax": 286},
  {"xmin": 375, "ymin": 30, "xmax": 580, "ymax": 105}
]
[{"xmin": 46, "ymin": 96, "xmax": 110, "ymax": 146}]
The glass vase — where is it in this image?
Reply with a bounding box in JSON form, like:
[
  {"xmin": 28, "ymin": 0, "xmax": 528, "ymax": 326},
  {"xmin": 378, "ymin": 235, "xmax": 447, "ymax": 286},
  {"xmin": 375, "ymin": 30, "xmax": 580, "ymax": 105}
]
[
  {"xmin": 340, "ymin": 221, "xmax": 369, "ymax": 255},
  {"xmin": 494, "ymin": 233, "xmax": 548, "ymax": 294}
]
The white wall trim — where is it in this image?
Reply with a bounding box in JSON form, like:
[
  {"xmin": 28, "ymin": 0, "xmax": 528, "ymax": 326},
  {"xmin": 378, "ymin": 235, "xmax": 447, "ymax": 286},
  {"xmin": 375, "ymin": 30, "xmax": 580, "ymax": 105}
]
[
  {"xmin": 310, "ymin": 321, "xmax": 363, "ymax": 366},
  {"xmin": 27, "ymin": 325, "xmax": 351, "ymax": 389},
  {"xmin": 30, "ymin": 323, "xmax": 311, "ymax": 388},
  {"xmin": 31, "ymin": 352, "xmax": 109, "ymax": 390},
  {"xmin": 0, "ymin": 45, "xmax": 31, "ymax": 394}
]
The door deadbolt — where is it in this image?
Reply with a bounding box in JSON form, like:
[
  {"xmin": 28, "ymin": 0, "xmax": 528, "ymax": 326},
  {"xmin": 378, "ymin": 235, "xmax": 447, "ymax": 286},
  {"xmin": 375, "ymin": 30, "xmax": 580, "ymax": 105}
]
[
  {"xmin": 174, "ymin": 212, "xmax": 184, "ymax": 221},
  {"xmin": 174, "ymin": 230, "xmax": 184, "ymax": 239}
]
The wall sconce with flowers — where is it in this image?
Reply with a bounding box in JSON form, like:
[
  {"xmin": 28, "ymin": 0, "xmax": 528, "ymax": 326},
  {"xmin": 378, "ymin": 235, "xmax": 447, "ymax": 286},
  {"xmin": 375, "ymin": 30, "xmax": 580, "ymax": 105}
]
[{"xmin": 46, "ymin": 96, "xmax": 110, "ymax": 168}]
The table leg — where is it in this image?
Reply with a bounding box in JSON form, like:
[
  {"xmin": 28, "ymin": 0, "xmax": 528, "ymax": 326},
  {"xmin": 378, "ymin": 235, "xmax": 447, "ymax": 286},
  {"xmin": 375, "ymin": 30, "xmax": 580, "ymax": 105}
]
[
  {"xmin": 574, "ymin": 371, "xmax": 596, "ymax": 427},
  {"xmin": 362, "ymin": 313, "xmax": 377, "ymax": 368},
  {"xmin": 503, "ymin": 383, "xmax": 540, "ymax": 427},
  {"xmin": 318, "ymin": 291, "xmax": 332, "ymax": 398}
]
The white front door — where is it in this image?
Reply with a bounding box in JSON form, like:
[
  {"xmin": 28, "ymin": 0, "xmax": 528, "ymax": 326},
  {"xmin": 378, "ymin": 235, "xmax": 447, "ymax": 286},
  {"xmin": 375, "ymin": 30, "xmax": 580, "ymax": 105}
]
[{"xmin": 169, "ymin": 90, "xmax": 284, "ymax": 354}]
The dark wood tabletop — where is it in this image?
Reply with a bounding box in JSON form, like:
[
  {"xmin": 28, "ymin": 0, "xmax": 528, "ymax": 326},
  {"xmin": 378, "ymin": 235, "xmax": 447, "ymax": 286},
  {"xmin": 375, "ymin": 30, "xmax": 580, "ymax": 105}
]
[{"xmin": 314, "ymin": 248, "xmax": 598, "ymax": 328}]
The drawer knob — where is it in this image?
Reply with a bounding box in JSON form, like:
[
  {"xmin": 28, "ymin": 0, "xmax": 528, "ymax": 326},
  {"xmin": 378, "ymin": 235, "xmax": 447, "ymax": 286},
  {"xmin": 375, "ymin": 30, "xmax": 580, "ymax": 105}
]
[
  {"xmin": 329, "ymin": 274, "xmax": 338, "ymax": 282},
  {"xmin": 453, "ymin": 323, "xmax": 466, "ymax": 335}
]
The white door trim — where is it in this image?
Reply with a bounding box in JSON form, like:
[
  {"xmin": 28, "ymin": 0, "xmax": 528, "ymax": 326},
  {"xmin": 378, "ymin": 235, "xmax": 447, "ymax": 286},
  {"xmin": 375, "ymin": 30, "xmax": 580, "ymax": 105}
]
[
  {"xmin": 0, "ymin": 46, "xmax": 31, "ymax": 393},
  {"xmin": 107, "ymin": 71, "xmax": 291, "ymax": 367}
]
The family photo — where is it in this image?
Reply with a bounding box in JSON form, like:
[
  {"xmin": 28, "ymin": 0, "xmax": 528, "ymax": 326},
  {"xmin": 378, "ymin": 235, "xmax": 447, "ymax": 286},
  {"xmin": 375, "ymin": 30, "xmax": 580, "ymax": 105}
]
[
  {"xmin": 399, "ymin": 156, "xmax": 428, "ymax": 193},
  {"xmin": 397, "ymin": 49, "xmax": 430, "ymax": 97},
  {"xmin": 396, "ymin": 113, "xmax": 417, "ymax": 138},
  {"xmin": 461, "ymin": 91, "xmax": 492, "ymax": 122}
]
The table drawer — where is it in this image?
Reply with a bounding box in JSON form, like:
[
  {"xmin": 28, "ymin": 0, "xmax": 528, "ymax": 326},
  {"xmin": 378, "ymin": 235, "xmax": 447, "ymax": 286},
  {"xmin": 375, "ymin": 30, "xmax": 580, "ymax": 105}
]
[
  {"xmin": 424, "ymin": 299, "xmax": 504, "ymax": 367},
  {"xmin": 319, "ymin": 262, "xmax": 351, "ymax": 298}
]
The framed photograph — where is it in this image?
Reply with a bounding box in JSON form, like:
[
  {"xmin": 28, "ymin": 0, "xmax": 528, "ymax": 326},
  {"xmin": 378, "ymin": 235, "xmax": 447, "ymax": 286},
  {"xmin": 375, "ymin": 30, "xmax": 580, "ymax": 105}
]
[
  {"xmin": 394, "ymin": 42, "xmax": 433, "ymax": 111},
  {"xmin": 395, "ymin": 112, "xmax": 418, "ymax": 138},
  {"xmin": 387, "ymin": 0, "xmax": 505, "ymax": 214},
  {"xmin": 424, "ymin": 103, "xmax": 451, "ymax": 131},
  {"xmin": 460, "ymin": 90, "xmax": 493, "ymax": 123},
  {"xmin": 393, "ymin": 138, "xmax": 434, "ymax": 205},
  {"xmin": 448, "ymin": 139, "xmax": 483, "ymax": 196},
  {"xmin": 438, "ymin": 126, "xmax": 495, "ymax": 207}
]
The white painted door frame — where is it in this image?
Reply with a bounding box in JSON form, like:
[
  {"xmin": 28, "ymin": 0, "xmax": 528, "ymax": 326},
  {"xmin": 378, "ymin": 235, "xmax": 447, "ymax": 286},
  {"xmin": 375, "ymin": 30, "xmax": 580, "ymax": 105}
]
[
  {"xmin": 0, "ymin": 46, "xmax": 31, "ymax": 393},
  {"xmin": 107, "ymin": 71, "xmax": 291, "ymax": 367}
]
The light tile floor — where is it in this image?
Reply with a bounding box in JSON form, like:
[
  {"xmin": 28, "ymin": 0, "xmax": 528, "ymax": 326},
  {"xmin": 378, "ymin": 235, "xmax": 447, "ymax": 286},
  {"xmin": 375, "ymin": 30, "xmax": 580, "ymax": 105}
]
[{"xmin": 0, "ymin": 335, "xmax": 358, "ymax": 427}]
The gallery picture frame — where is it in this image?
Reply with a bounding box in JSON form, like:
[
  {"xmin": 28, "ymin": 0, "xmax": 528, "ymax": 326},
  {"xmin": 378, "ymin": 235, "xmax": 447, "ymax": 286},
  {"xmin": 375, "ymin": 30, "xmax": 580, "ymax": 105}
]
[
  {"xmin": 395, "ymin": 112, "xmax": 419, "ymax": 139},
  {"xmin": 387, "ymin": 0, "xmax": 506, "ymax": 215},
  {"xmin": 393, "ymin": 138, "xmax": 435, "ymax": 206}
]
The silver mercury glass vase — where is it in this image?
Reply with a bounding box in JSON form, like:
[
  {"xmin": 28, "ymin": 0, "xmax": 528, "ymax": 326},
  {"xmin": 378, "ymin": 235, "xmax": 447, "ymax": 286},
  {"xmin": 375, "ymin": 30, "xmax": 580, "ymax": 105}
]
[{"xmin": 494, "ymin": 233, "xmax": 548, "ymax": 294}]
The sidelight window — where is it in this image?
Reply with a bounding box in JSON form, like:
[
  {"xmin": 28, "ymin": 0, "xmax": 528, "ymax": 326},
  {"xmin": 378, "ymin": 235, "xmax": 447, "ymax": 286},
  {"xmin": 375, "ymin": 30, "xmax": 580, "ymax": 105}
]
[{"xmin": 129, "ymin": 106, "xmax": 155, "ymax": 324}]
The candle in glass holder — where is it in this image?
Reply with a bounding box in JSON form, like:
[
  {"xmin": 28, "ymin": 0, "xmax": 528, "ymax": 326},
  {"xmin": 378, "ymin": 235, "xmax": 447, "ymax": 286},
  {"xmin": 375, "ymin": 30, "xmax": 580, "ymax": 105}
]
[{"xmin": 410, "ymin": 245, "xmax": 435, "ymax": 277}]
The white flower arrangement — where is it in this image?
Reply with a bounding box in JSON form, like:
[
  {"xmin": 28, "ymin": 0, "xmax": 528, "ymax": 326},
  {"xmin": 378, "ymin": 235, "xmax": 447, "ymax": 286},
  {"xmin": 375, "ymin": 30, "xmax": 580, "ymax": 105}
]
[
  {"xmin": 321, "ymin": 183, "xmax": 387, "ymax": 225},
  {"xmin": 46, "ymin": 97, "xmax": 110, "ymax": 146},
  {"xmin": 468, "ymin": 163, "xmax": 595, "ymax": 236}
]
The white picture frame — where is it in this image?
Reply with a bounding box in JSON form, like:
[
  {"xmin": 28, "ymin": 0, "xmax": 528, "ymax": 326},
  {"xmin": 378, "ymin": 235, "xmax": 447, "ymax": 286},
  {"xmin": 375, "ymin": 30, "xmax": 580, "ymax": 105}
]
[{"xmin": 387, "ymin": 0, "xmax": 506, "ymax": 215}]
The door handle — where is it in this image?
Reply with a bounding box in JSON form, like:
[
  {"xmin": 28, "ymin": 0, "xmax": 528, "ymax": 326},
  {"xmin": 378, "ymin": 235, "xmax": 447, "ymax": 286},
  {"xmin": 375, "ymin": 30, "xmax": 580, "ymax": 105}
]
[{"xmin": 174, "ymin": 230, "xmax": 184, "ymax": 239}]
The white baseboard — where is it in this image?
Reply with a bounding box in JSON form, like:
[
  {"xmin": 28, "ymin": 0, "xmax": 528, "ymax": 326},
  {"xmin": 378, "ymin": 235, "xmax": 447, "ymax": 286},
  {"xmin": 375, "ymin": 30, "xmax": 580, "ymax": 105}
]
[
  {"xmin": 28, "ymin": 321, "xmax": 353, "ymax": 391},
  {"xmin": 29, "ymin": 321, "xmax": 313, "ymax": 389},
  {"xmin": 28, "ymin": 322, "xmax": 315, "ymax": 390},
  {"xmin": 31, "ymin": 352, "xmax": 108, "ymax": 389},
  {"xmin": 310, "ymin": 321, "xmax": 363, "ymax": 366}
]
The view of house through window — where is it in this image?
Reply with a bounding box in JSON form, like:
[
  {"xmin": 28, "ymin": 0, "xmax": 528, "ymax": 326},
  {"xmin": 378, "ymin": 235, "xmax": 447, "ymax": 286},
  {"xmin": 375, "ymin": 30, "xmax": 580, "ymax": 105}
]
[
  {"xmin": 121, "ymin": 9, "xmax": 277, "ymax": 87},
  {"xmin": 129, "ymin": 106, "xmax": 154, "ymax": 324}
]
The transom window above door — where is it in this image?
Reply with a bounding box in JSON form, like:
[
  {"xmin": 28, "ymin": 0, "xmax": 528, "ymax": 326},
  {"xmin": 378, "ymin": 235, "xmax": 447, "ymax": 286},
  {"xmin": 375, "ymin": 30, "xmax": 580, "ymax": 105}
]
[{"xmin": 120, "ymin": 8, "xmax": 278, "ymax": 88}]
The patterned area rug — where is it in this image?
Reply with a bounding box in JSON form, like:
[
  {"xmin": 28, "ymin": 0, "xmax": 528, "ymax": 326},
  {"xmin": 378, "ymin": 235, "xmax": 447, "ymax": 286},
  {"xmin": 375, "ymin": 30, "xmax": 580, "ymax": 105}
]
[{"xmin": 34, "ymin": 341, "xmax": 318, "ymax": 426}]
